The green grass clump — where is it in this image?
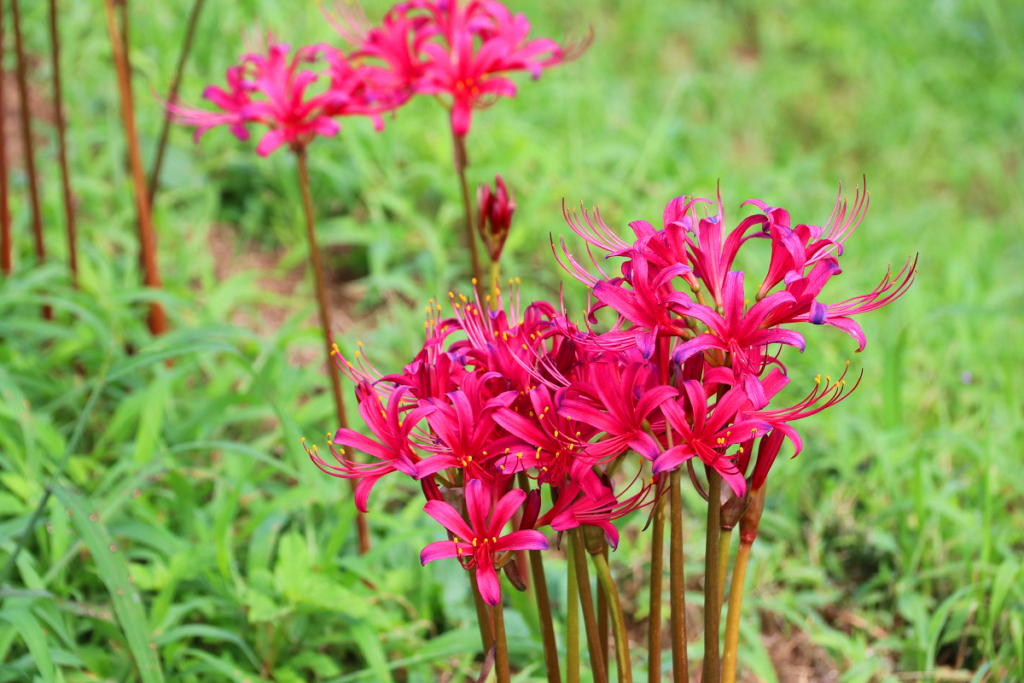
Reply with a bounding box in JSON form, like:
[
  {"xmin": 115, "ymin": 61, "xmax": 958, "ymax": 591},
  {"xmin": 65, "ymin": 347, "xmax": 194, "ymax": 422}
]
[{"xmin": 1, "ymin": 0, "xmax": 1022, "ymax": 680}]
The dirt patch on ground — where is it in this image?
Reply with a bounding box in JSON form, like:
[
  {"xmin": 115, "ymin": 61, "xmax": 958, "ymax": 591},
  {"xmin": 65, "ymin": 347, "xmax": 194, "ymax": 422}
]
[{"xmin": 206, "ymin": 224, "xmax": 367, "ymax": 366}]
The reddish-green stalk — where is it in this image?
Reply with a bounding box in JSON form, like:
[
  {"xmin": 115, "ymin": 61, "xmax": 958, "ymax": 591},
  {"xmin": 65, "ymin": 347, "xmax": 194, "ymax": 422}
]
[
  {"xmin": 591, "ymin": 550, "xmax": 632, "ymax": 683},
  {"xmin": 0, "ymin": 1, "xmax": 10, "ymax": 276},
  {"xmin": 597, "ymin": 544, "xmax": 609, "ymax": 672},
  {"xmin": 11, "ymin": 0, "xmax": 46, "ymax": 299},
  {"xmin": 493, "ymin": 601, "xmax": 511, "ymax": 683},
  {"xmin": 722, "ymin": 485, "xmax": 766, "ymax": 683},
  {"xmin": 648, "ymin": 493, "xmax": 667, "ymax": 683},
  {"xmin": 103, "ymin": 0, "xmax": 166, "ymax": 334},
  {"xmin": 48, "ymin": 0, "xmax": 78, "ymax": 286},
  {"xmin": 703, "ymin": 470, "xmax": 722, "ymax": 681},
  {"xmin": 570, "ymin": 529, "xmax": 608, "ymax": 683},
  {"xmin": 294, "ymin": 146, "xmax": 370, "ymax": 555},
  {"xmin": 566, "ymin": 533, "xmax": 580, "ymax": 683},
  {"xmin": 518, "ymin": 473, "xmax": 561, "ymax": 683},
  {"xmin": 669, "ymin": 467, "xmax": 689, "ymax": 682},
  {"xmin": 147, "ymin": 0, "xmax": 206, "ymax": 206},
  {"xmin": 451, "ymin": 132, "xmax": 483, "ymax": 287},
  {"xmin": 470, "ymin": 572, "xmax": 496, "ymax": 654}
]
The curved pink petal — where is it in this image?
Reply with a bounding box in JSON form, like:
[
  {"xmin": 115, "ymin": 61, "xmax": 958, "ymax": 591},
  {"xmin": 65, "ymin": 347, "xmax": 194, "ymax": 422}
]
[
  {"xmin": 493, "ymin": 529, "xmax": 548, "ymax": 553},
  {"xmin": 475, "ymin": 566, "xmax": 502, "ymax": 606},
  {"xmin": 424, "ymin": 499, "xmax": 474, "ymax": 540}
]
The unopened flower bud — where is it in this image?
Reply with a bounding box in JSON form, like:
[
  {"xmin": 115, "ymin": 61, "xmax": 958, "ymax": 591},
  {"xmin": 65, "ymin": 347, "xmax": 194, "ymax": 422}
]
[
  {"xmin": 477, "ymin": 174, "xmax": 515, "ymax": 262},
  {"xmin": 519, "ymin": 488, "xmax": 541, "ymax": 530}
]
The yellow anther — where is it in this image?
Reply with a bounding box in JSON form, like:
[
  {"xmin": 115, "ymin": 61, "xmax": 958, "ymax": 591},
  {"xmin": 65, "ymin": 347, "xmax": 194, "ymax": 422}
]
[
  {"xmin": 515, "ymin": 277, "xmax": 521, "ymax": 284},
  {"xmin": 472, "ymin": 278, "xmax": 478, "ymax": 285},
  {"xmin": 522, "ymin": 344, "xmax": 529, "ymax": 350},
  {"xmin": 346, "ymin": 362, "xmax": 353, "ymax": 368},
  {"xmin": 300, "ymin": 437, "xmax": 306, "ymax": 443},
  {"xmin": 357, "ymin": 341, "xmax": 363, "ymax": 348},
  {"xmin": 553, "ymin": 430, "xmax": 559, "ymax": 437}
]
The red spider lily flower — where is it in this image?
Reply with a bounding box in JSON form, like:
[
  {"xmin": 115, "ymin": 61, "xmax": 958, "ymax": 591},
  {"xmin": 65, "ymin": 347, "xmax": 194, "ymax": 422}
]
[
  {"xmin": 174, "ymin": 41, "xmax": 387, "ymax": 157},
  {"xmin": 420, "ymin": 479, "xmax": 547, "ymax": 605},
  {"xmin": 557, "ymin": 361, "xmax": 677, "ymax": 461},
  {"xmin": 779, "ymin": 256, "xmax": 917, "ymax": 351},
  {"xmin": 589, "ymin": 254, "xmax": 693, "ymax": 355},
  {"xmin": 537, "ymin": 479, "xmax": 652, "ymax": 549},
  {"xmin": 308, "ymin": 383, "xmax": 431, "ymax": 512},
  {"xmin": 745, "ymin": 363, "xmax": 862, "ymax": 460},
  {"xmin": 672, "ymin": 270, "xmax": 806, "ymax": 373},
  {"xmin": 478, "ymin": 174, "xmax": 515, "ymax": 262},
  {"xmin": 325, "ymin": 2, "xmax": 432, "ymax": 102},
  {"xmin": 414, "ymin": 382, "xmax": 521, "ymax": 483},
  {"xmin": 410, "ymin": 0, "xmax": 588, "ymax": 135},
  {"xmin": 492, "ymin": 386, "xmax": 603, "ymax": 496},
  {"xmin": 652, "ymin": 381, "xmax": 772, "ymax": 496}
]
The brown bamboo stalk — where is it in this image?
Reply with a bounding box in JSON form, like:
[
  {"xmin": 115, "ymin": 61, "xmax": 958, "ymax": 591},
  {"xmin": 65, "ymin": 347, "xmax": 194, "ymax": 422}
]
[
  {"xmin": 295, "ymin": 146, "xmax": 371, "ymax": 555},
  {"xmin": 147, "ymin": 0, "xmax": 206, "ymax": 206},
  {"xmin": 0, "ymin": 0, "xmax": 10, "ymax": 276},
  {"xmin": 48, "ymin": 0, "xmax": 77, "ymax": 286},
  {"xmin": 103, "ymin": 0, "xmax": 166, "ymax": 334},
  {"xmin": 11, "ymin": 0, "xmax": 46, "ymax": 291}
]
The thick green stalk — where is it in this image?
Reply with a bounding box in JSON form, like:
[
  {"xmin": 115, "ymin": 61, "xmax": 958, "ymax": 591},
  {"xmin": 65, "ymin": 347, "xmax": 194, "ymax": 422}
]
[
  {"xmin": 648, "ymin": 494, "xmax": 667, "ymax": 683},
  {"xmin": 597, "ymin": 545, "xmax": 609, "ymax": 672},
  {"xmin": 567, "ymin": 537, "xmax": 580, "ymax": 683},
  {"xmin": 718, "ymin": 527, "xmax": 733, "ymax": 609},
  {"xmin": 703, "ymin": 471, "xmax": 722, "ymax": 682},
  {"xmin": 721, "ymin": 541, "xmax": 751, "ymax": 683},
  {"xmin": 494, "ymin": 600, "xmax": 511, "ymax": 683},
  {"xmin": 570, "ymin": 529, "xmax": 608, "ymax": 683},
  {"xmin": 592, "ymin": 551, "xmax": 632, "ymax": 683},
  {"xmin": 520, "ymin": 474, "xmax": 560, "ymax": 683},
  {"xmin": 669, "ymin": 470, "xmax": 689, "ymax": 682}
]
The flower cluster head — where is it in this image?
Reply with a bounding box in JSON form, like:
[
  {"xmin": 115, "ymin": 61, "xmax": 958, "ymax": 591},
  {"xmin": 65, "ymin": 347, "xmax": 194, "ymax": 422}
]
[
  {"xmin": 328, "ymin": 0, "xmax": 590, "ymax": 135},
  {"xmin": 307, "ymin": 181, "xmax": 915, "ymax": 605},
  {"xmin": 174, "ymin": 38, "xmax": 392, "ymax": 156}
]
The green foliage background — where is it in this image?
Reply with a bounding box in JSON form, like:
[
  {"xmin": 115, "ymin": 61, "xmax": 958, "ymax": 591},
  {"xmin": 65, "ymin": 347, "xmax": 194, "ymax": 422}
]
[{"xmin": 0, "ymin": 0, "xmax": 1022, "ymax": 680}]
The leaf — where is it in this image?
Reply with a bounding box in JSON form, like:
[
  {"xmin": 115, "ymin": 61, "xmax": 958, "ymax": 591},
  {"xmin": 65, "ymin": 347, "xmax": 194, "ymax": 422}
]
[
  {"xmin": 52, "ymin": 487, "xmax": 165, "ymax": 683},
  {"xmin": 0, "ymin": 607, "xmax": 55, "ymax": 683}
]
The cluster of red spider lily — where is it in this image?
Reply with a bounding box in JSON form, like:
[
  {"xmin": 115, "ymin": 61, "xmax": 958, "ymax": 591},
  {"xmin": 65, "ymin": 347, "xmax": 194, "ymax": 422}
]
[
  {"xmin": 306, "ymin": 181, "xmax": 916, "ymax": 609},
  {"xmin": 173, "ymin": 0, "xmax": 586, "ymax": 156}
]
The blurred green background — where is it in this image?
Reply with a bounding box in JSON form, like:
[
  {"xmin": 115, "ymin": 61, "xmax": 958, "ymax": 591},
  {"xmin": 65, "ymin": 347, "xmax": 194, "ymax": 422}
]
[{"xmin": 1, "ymin": 0, "xmax": 1022, "ymax": 680}]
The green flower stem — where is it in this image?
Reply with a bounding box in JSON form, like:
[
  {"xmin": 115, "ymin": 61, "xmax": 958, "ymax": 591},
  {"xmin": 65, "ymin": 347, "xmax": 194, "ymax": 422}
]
[
  {"xmin": 669, "ymin": 469, "xmax": 689, "ymax": 682},
  {"xmin": 703, "ymin": 470, "xmax": 722, "ymax": 682},
  {"xmin": 591, "ymin": 550, "xmax": 632, "ymax": 683},
  {"xmin": 648, "ymin": 492, "xmax": 667, "ymax": 683},
  {"xmin": 494, "ymin": 600, "xmax": 511, "ymax": 683},
  {"xmin": 570, "ymin": 529, "xmax": 608, "ymax": 683},
  {"xmin": 567, "ymin": 536, "xmax": 580, "ymax": 683}
]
